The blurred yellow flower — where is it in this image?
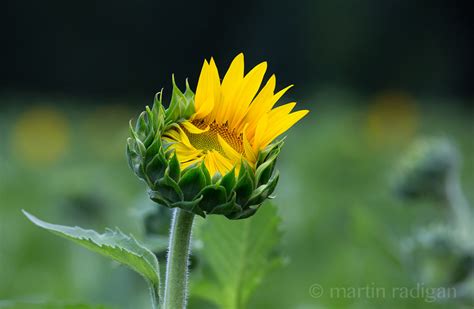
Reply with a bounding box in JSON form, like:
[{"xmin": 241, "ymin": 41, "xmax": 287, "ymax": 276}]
[
  {"xmin": 366, "ymin": 91, "xmax": 418, "ymax": 147},
  {"xmin": 164, "ymin": 53, "xmax": 308, "ymax": 175},
  {"xmin": 12, "ymin": 106, "xmax": 69, "ymax": 165}
]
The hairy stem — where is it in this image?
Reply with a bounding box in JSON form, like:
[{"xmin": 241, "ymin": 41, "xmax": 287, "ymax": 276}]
[{"xmin": 163, "ymin": 208, "xmax": 195, "ymax": 309}]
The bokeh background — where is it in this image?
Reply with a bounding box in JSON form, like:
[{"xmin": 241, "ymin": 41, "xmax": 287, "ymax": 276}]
[{"xmin": 1, "ymin": 0, "xmax": 473, "ymax": 308}]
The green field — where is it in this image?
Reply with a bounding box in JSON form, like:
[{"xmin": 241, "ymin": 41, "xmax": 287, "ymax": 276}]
[{"xmin": 1, "ymin": 92, "xmax": 473, "ymax": 308}]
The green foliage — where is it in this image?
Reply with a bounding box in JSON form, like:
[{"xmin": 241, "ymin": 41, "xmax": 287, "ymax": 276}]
[
  {"xmin": 3, "ymin": 97, "xmax": 473, "ymax": 308},
  {"xmin": 191, "ymin": 203, "xmax": 283, "ymax": 309},
  {"xmin": 22, "ymin": 211, "xmax": 161, "ymax": 305}
]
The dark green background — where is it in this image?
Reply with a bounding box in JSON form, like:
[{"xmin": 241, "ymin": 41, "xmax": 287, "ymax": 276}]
[
  {"xmin": 2, "ymin": 0, "xmax": 473, "ymax": 103},
  {"xmin": 1, "ymin": 1, "xmax": 473, "ymax": 308}
]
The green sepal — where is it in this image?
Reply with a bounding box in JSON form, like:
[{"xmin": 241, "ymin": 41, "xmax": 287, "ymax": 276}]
[
  {"xmin": 134, "ymin": 138, "xmax": 147, "ymax": 158},
  {"xmin": 237, "ymin": 160, "xmax": 251, "ymax": 180},
  {"xmin": 171, "ymin": 195, "xmax": 205, "ymax": 217},
  {"xmin": 228, "ymin": 205, "xmax": 260, "ymax": 220},
  {"xmin": 183, "ymin": 79, "xmax": 195, "ymax": 117},
  {"xmin": 264, "ymin": 170, "xmax": 280, "ymax": 197},
  {"xmin": 200, "ymin": 161, "xmax": 212, "ymax": 185},
  {"xmin": 165, "ymin": 76, "xmax": 184, "ymax": 125},
  {"xmin": 234, "ymin": 169, "xmax": 255, "ymax": 207},
  {"xmin": 153, "ymin": 90, "xmax": 166, "ymax": 131},
  {"xmin": 126, "ymin": 138, "xmax": 144, "ymax": 179},
  {"xmin": 179, "ymin": 164, "xmax": 207, "ymax": 200},
  {"xmin": 148, "ymin": 189, "xmax": 172, "ymax": 207},
  {"xmin": 255, "ymin": 155, "xmax": 277, "ymax": 186},
  {"xmin": 219, "ymin": 168, "xmax": 236, "ymax": 196},
  {"xmin": 198, "ymin": 185, "xmax": 228, "ymax": 213},
  {"xmin": 210, "ymin": 192, "xmax": 241, "ymax": 215},
  {"xmin": 257, "ymin": 139, "xmax": 284, "ymax": 166},
  {"xmin": 167, "ymin": 152, "xmax": 181, "ymax": 182},
  {"xmin": 135, "ymin": 111, "xmax": 149, "ymax": 141},
  {"xmin": 145, "ymin": 105, "xmax": 155, "ymax": 130},
  {"xmin": 247, "ymin": 170, "xmax": 280, "ymax": 206},
  {"xmin": 145, "ymin": 137, "xmax": 163, "ymax": 164},
  {"xmin": 129, "ymin": 119, "xmax": 138, "ymax": 139},
  {"xmin": 154, "ymin": 175, "xmax": 183, "ymax": 202},
  {"xmin": 165, "ymin": 76, "xmax": 195, "ymax": 126},
  {"xmin": 144, "ymin": 114, "xmax": 155, "ymax": 142},
  {"xmin": 145, "ymin": 153, "xmax": 167, "ymax": 185}
]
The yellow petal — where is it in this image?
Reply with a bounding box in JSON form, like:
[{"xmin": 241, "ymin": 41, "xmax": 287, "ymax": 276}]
[
  {"xmin": 181, "ymin": 121, "xmax": 209, "ymax": 134},
  {"xmin": 181, "ymin": 158, "xmax": 202, "ymax": 170},
  {"xmin": 221, "ymin": 54, "xmax": 245, "ymax": 97},
  {"xmin": 260, "ymin": 109, "xmax": 309, "ymax": 147},
  {"xmin": 216, "ymin": 53, "xmax": 245, "ymax": 123},
  {"xmin": 194, "ymin": 60, "xmax": 218, "ymax": 120},
  {"xmin": 212, "ymin": 150, "xmax": 235, "ymax": 175},
  {"xmin": 217, "ymin": 134, "xmax": 242, "ymax": 162},
  {"xmin": 193, "ymin": 96, "xmax": 214, "ymax": 119},
  {"xmin": 268, "ymin": 102, "xmax": 297, "ymax": 118},
  {"xmin": 194, "ymin": 60, "xmax": 210, "ymax": 113},
  {"xmin": 252, "ymin": 113, "xmax": 268, "ymax": 151},
  {"xmin": 237, "ymin": 75, "xmax": 276, "ymax": 135},
  {"xmin": 229, "ymin": 61, "xmax": 267, "ymax": 128},
  {"xmin": 241, "ymin": 82, "xmax": 293, "ymax": 140},
  {"xmin": 208, "ymin": 58, "xmax": 221, "ymax": 107},
  {"xmin": 204, "ymin": 151, "xmax": 218, "ymax": 176},
  {"xmin": 243, "ymin": 125, "xmax": 257, "ymax": 165}
]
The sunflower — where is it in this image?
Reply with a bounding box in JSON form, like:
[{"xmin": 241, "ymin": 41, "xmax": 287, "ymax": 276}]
[
  {"xmin": 127, "ymin": 53, "xmax": 309, "ymax": 219},
  {"xmin": 163, "ymin": 53, "xmax": 308, "ymax": 176}
]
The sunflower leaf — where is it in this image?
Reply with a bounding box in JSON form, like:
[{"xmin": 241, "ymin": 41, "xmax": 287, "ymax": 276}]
[
  {"xmin": 22, "ymin": 211, "xmax": 161, "ymax": 303},
  {"xmin": 191, "ymin": 202, "xmax": 283, "ymax": 308}
]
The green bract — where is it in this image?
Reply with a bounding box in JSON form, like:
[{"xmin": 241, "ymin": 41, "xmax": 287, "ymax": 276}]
[{"xmin": 126, "ymin": 78, "xmax": 282, "ymax": 219}]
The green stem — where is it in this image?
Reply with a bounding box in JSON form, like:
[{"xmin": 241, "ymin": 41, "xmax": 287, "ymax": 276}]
[{"xmin": 163, "ymin": 208, "xmax": 195, "ymax": 309}]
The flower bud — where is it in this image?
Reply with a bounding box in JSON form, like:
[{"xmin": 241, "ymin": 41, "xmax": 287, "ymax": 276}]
[{"xmin": 127, "ymin": 54, "xmax": 308, "ymax": 219}]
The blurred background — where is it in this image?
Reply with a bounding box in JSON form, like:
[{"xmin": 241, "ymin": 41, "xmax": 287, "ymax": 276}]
[{"xmin": 1, "ymin": 0, "xmax": 473, "ymax": 308}]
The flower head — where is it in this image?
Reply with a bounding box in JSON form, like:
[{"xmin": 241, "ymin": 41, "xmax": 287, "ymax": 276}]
[
  {"xmin": 127, "ymin": 54, "xmax": 308, "ymax": 219},
  {"xmin": 164, "ymin": 53, "xmax": 308, "ymax": 175}
]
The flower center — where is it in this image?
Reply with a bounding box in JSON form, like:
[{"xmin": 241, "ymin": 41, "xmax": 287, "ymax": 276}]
[{"xmin": 185, "ymin": 120, "xmax": 244, "ymax": 154}]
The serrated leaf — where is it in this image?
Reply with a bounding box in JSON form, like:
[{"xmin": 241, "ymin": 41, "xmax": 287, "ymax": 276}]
[
  {"xmin": 191, "ymin": 203, "xmax": 283, "ymax": 308},
  {"xmin": 22, "ymin": 211, "xmax": 161, "ymax": 304}
]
